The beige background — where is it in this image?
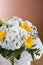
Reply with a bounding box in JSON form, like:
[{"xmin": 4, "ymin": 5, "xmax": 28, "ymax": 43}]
[{"xmin": 0, "ymin": 0, "xmax": 43, "ymax": 42}]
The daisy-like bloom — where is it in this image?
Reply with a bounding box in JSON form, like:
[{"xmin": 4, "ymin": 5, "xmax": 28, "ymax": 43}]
[
  {"xmin": 0, "ymin": 16, "xmax": 38, "ymax": 50},
  {"xmin": 14, "ymin": 40, "xmax": 22, "ymax": 49},
  {"xmin": 0, "ymin": 30, "xmax": 6, "ymax": 41},
  {"xmin": 24, "ymin": 35, "xmax": 34, "ymax": 48},
  {"xmin": 20, "ymin": 22, "xmax": 31, "ymax": 32}
]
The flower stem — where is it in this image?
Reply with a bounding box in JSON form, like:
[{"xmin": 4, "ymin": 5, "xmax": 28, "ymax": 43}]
[{"xmin": 9, "ymin": 56, "xmax": 14, "ymax": 65}]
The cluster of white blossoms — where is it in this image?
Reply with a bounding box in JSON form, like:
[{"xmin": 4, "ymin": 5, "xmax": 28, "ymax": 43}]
[
  {"xmin": 0, "ymin": 16, "xmax": 43, "ymax": 65},
  {"xmin": 0, "ymin": 16, "xmax": 38, "ymax": 50}
]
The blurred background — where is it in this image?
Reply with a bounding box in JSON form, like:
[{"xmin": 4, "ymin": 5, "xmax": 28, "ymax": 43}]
[{"xmin": 0, "ymin": 0, "xmax": 43, "ymax": 42}]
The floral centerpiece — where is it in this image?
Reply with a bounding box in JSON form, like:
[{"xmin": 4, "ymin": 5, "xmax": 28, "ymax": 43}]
[{"xmin": 0, "ymin": 16, "xmax": 43, "ymax": 65}]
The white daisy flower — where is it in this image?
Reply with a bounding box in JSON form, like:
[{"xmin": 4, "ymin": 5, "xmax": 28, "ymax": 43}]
[{"xmin": 14, "ymin": 40, "xmax": 22, "ymax": 49}]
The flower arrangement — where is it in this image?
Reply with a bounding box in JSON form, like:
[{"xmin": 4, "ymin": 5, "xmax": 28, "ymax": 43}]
[{"xmin": 0, "ymin": 16, "xmax": 43, "ymax": 65}]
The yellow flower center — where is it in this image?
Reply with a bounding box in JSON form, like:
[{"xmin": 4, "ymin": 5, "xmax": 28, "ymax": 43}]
[
  {"xmin": 0, "ymin": 30, "xmax": 6, "ymax": 41},
  {"xmin": 24, "ymin": 35, "xmax": 34, "ymax": 48},
  {"xmin": 20, "ymin": 22, "xmax": 31, "ymax": 32}
]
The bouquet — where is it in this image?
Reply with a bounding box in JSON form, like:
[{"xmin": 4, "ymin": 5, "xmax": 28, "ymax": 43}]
[{"xmin": 0, "ymin": 16, "xmax": 43, "ymax": 65}]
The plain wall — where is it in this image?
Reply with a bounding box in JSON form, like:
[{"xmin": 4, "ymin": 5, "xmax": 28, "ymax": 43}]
[{"xmin": 0, "ymin": 0, "xmax": 43, "ymax": 42}]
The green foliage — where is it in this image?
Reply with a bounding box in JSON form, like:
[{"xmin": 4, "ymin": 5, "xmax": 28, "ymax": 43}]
[
  {"xmin": 0, "ymin": 20, "xmax": 3, "ymax": 27},
  {"xmin": 26, "ymin": 48, "xmax": 40, "ymax": 60},
  {"xmin": 9, "ymin": 56, "xmax": 14, "ymax": 65},
  {"xmin": 0, "ymin": 46, "xmax": 25, "ymax": 65},
  {"xmin": 38, "ymin": 32, "xmax": 43, "ymax": 37},
  {"xmin": 0, "ymin": 45, "xmax": 40, "ymax": 65}
]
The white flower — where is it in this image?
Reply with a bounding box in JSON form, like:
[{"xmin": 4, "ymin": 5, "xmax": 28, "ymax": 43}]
[
  {"xmin": 20, "ymin": 28, "xmax": 28, "ymax": 39},
  {"xmin": 0, "ymin": 16, "xmax": 43, "ymax": 65},
  {"xmin": 14, "ymin": 21, "xmax": 19, "ymax": 27},
  {"xmin": 14, "ymin": 40, "xmax": 22, "ymax": 49},
  {"xmin": 0, "ymin": 16, "xmax": 42, "ymax": 52},
  {"xmin": 25, "ymin": 20, "xmax": 32, "ymax": 27},
  {"xmin": 10, "ymin": 26, "xmax": 19, "ymax": 35},
  {"xmin": 6, "ymin": 20, "xmax": 14, "ymax": 25}
]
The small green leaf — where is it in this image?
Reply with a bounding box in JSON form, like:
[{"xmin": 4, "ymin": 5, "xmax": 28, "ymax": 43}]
[
  {"xmin": 26, "ymin": 49, "xmax": 34, "ymax": 60},
  {"xmin": 26, "ymin": 48, "xmax": 40, "ymax": 60},
  {"xmin": 31, "ymin": 44, "xmax": 36, "ymax": 47},
  {"xmin": 38, "ymin": 32, "xmax": 43, "ymax": 37},
  {"xmin": 0, "ymin": 20, "xmax": 3, "ymax": 27},
  {"xmin": 31, "ymin": 53, "xmax": 34, "ymax": 60}
]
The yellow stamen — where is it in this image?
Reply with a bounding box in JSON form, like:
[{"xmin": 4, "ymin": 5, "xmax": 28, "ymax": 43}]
[
  {"xmin": 24, "ymin": 35, "xmax": 34, "ymax": 48},
  {"xmin": 20, "ymin": 22, "xmax": 31, "ymax": 32},
  {"xmin": 0, "ymin": 30, "xmax": 6, "ymax": 41}
]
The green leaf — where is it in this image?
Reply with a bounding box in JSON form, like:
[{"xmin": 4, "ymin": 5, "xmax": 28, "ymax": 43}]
[
  {"xmin": 0, "ymin": 46, "xmax": 25, "ymax": 65},
  {"xmin": 13, "ymin": 46, "xmax": 25, "ymax": 59},
  {"xmin": 38, "ymin": 32, "xmax": 43, "ymax": 37},
  {"xmin": 26, "ymin": 48, "xmax": 40, "ymax": 60},
  {"xmin": 31, "ymin": 44, "xmax": 36, "ymax": 48},
  {"xmin": 0, "ymin": 20, "xmax": 3, "ymax": 27},
  {"xmin": 35, "ymin": 49, "xmax": 40, "ymax": 55},
  {"xmin": 26, "ymin": 49, "xmax": 34, "ymax": 60}
]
